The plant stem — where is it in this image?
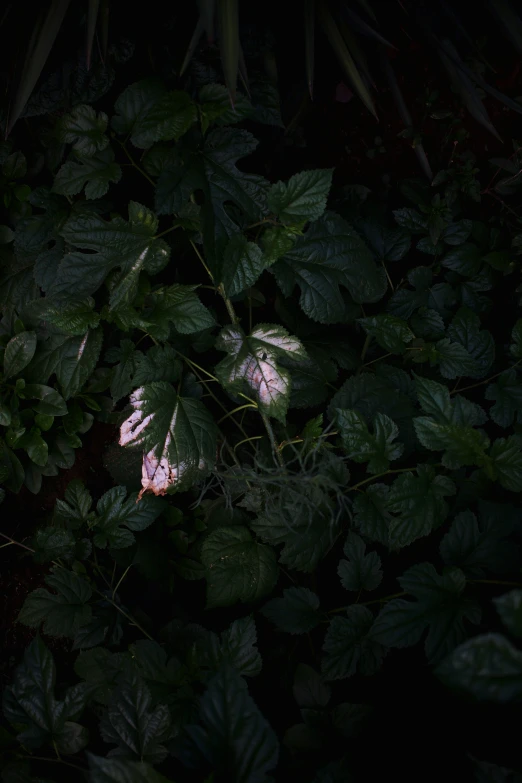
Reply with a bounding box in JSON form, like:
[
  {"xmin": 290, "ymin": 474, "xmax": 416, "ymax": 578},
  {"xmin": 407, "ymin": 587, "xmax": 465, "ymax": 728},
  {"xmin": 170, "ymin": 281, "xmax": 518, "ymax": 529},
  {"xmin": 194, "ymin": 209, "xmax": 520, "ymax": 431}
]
[
  {"xmin": 469, "ymin": 579, "xmax": 522, "ymax": 588},
  {"xmin": 112, "ymin": 565, "xmax": 131, "ymax": 601},
  {"xmin": 115, "ymin": 139, "xmax": 155, "ymax": 185},
  {"xmin": 218, "ymin": 283, "xmax": 239, "ymax": 324},
  {"xmin": 260, "ymin": 410, "xmax": 285, "ymax": 468},
  {"xmin": 155, "ymin": 224, "xmax": 179, "ymax": 239},
  {"xmin": 360, "ymin": 334, "xmax": 372, "ymax": 363},
  {"xmin": 95, "ymin": 588, "xmax": 155, "ymax": 642},
  {"xmin": 362, "ymin": 351, "xmax": 394, "ymax": 368},
  {"xmin": 347, "ymin": 466, "xmax": 421, "ymax": 493},
  {"xmin": 328, "ymin": 591, "xmax": 406, "ymax": 614},
  {"xmin": 23, "ymin": 755, "xmax": 86, "ymax": 772},
  {"xmin": 233, "ymin": 435, "xmax": 263, "ymax": 452},
  {"xmin": 0, "ymin": 532, "xmax": 34, "ymax": 552},
  {"xmin": 218, "ymin": 403, "xmax": 257, "ymax": 424},
  {"xmin": 450, "ymin": 360, "xmax": 522, "ymax": 395}
]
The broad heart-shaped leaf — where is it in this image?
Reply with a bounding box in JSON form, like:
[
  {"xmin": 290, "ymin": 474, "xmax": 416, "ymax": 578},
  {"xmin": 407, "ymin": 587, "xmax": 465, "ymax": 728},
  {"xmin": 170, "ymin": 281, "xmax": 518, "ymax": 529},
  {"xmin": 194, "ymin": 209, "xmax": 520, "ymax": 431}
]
[
  {"xmin": 3, "ymin": 331, "xmax": 37, "ymax": 377},
  {"xmin": 2, "ymin": 636, "xmax": 89, "ymax": 753},
  {"xmin": 338, "ymin": 532, "xmax": 382, "ymax": 592},
  {"xmin": 251, "ymin": 488, "xmax": 342, "ymax": 573},
  {"xmin": 267, "ymin": 169, "xmax": 333, "ymax": 225},
  {"xmin": 53, "ymin": 147, "xmax": 122, "ymax": 200},
  {"xmin": 99, "ymin": 675, "xmax": 173, "ymax": 763},
  {"xmin": 352, "ymin": 483, "xmax": 392, "ymax": 547},
  {"xmin": 195, "ymin": 616, "xmax": 263, "ymax": 678},
  {"xmin": 414, "ymin": 415, "xmax": 490, "ymax": 470},
  {"xmin": 386, "ymin": 465, "xmax": 456, "ymax": 550},
  {"xmin": 370, "ymin": 563, "xmax": 481, "ymax": 663},
  {"xmin": 435, "ymin": 634, "xmax": 522, "ymax": 702},
  {"xmin": 132, "ymin": 344, "xmax": 182, "ymax": 386},
  {"xmin": 488, "ymin": 435, "xmax": 522, "ymax": 492},
  {"xmin": 179, "ymin": 664, "xmax": 279, "ymax": 782},
  {"xmin": 26, "ymin": 328, "xmax": 103, "ymax": 400},
  {"xmin": 440, "ymin": 501, "xmax": 520, "ymax": 577},
  {"xmin": 215, "ymin": 323, "xmax": 307, "ymax": 422},
  {"xmin": 54, "ymin": 479, "xmax": 93, "ymax": 527},
  {"xmin": 261, "ymin": 587, "xmax": 322, "ymax": 634},
  {"xmin": 221, "ymin": 234, "xmax": 266, "ymax": 297},
  {"xmin": 112, "ymin": 80, "xmax": 196, "ymax": 148},
  {"xmin": 272, "ymin": 212, "xmax": 387, "ymax": 323},
  {"xmin": 144, "ymin": 284, "xmax": 215, "ymax": 341},
  {"xmin": 486, "ymin": 369, "xmax": 522, "ymax": 427},
  {"xmin": 87, "ymin": 753, "xmax": 175, "ymax": 783},
  {"xmin": 447, "ymin": 307, "xmax": 495, "ymax": 379},
  {"xmin": 322, "ymin": 606, "xmax": 386, "ymax": 681},
  {"xmin": 57, "ymin": 104, "xmax": 109, "ymax": 157},
  {"xmin": 336, "ymin": 409, "xmax": 403, "ymax": 474},
  {"xmin": 18, "ymin": 568, "xmax": 92, "ymax": 638},
  {"xmin": 105, "ymin": 339, "xmax": 137, "ymax": 403},
  {"xmin": 91, "ymin": 485, "xmax": 165, "ymax": 549},
  {"xmin": 494, "ymin": 590, "xmax": 522, "ymax": 638},
  {"xmin": 31, "ymin": 297, "xmax": 101, "ymax": 336},
  {"xmin": 119, "ymin": 383, "xmax": 217, "ymax": 497},
  {"xmin": 200, "ymin": 526, "xmax": 278, "ymax": 608},
  {"xmin": 387, "ymin": 266, "xmax": 456, "ymax": 320},
  {"xmin": 357, "ymin": 314, "xmax": 414, "ymax": 354},
  {"xmin": 55, "ymin": 203, "xmax": 170, "ymax": 310},
  {"xmin": 356, "ymin": 215, "xmax": 411, "ymax": 262},
  {"xmin": 155, "ymin": 128, "xmax": 269, "ymax": 273}
]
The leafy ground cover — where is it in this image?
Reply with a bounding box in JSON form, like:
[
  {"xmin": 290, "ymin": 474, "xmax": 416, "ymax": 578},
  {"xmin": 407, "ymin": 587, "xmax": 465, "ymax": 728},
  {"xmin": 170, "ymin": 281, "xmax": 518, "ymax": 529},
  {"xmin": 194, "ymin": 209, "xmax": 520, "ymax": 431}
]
[{"xmin": 1, "ymin": 7, "xmax": 522, "ymax": 783}]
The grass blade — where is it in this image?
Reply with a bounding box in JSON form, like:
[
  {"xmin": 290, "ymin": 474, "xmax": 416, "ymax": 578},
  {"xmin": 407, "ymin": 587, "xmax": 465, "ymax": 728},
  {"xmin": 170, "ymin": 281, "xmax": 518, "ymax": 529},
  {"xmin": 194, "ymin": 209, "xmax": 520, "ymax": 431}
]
[
  {"xmin": 218, "ymin": 0, "xmax": 239, "ymax": 106},
  {"xmin": 380, "ymin": 51, "xmax": 433, "ymax": 181},
  {"xmin": 199, "ymin": 0, "xmax": 216, "ymax": 43},
  {"xmin": 487, "ymin": 0, "xmax": 522, "ymax": 56},
  {"xmin": 238, "ymin": 41, "xmax": 250, "ymax": 97},
  {"xmin": 318, "ymin": 2, "xmax": 378, "ymax": 119},
  {"xmin": 99, "ymin": 0, "xmax": 109, "ymax": 63},
  {"xmin": 339, "ymin": 2, "xmax": 396, "ymax": 49},
  {"xmin": 437, "ymin": 39, "xmax": 501, "ymax": 142},
  {"xmin": 304, "ymin": 0, "xmax": 315, "ymax": 99},
  {"xmin": 86, "ymin": 0, "xmax": 100, "ymax": 70},
  {"xmin": 7, "ymin": 0, "xmax": 71, "ymax": 137},
  {"xmin": 180, "ymin": 15, "xmax": 205, "ymax": 76}
]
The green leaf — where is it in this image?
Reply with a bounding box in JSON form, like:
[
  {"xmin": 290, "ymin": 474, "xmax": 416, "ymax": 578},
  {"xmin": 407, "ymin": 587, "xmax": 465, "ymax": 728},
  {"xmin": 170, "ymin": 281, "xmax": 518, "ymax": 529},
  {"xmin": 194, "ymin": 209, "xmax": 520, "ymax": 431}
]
[
  {"xmin": 3, "ymin": 637, "xmax": 89, "ymax": 753},
  {"xmin": 393, "ymin": 207, "xmax": 427, "ymax": 233},
  {"xmin": 106, "ymin": 339, "xmax": 137, "ymax": 403},
  {"xmin": 221, "ymin": 234, "xmax": 265, "ymax": 297},
  {"xmin": 352, "ymin": 483, "xmax": 391, "ymax": 547},
  {"xmin": 486, "ymin": 369, "xmax": 522, "ymax": 427},
  {"xmin": 338, "ymin": 532, "xmax": 382, "ymax": 592},
  {"xmin": 53, "ymin": 147, "xmax": 122, "ymax": 199},
  {"xmin": 200, "ymin": 526, "xmax": 278, "ymax": 608},
  {"xmin": 111, "ymin": 79, "xmax": 166, "ymax": 140},
  {"xmin": 56, "ymin": 203, "xmax": 170, "ymax": 309},
  {"xmin": 261, "ymin": 587, "xmax": 321, "ymax": 634},
  {"xmin": 119, "ymin": 383, "xmax": 218, "ymax": 496},
  {"xmin": 447, "ymin": 307, "xmax": 495, "ymax": 379},
  {"xmin": 370, "ymin": 563, "xmax": 480, "ymax": 663},
  {"xmin": 87, "ymin": 753, "xmax": 174, "ymax": 783},
  {"xmin": 156, "ymin": 128, "xmax": 269, "ymax": 271},
  {"xmin": 435, "ymin": 634, "xmax": 522, "ymax": 702},
  {"xmin": 357, "ymin": 216, "xmax": 411, "ymax": 261},
  {"xmin": 34, "ymin": 297, "xmax": 100, "ymax": 336},
  {"xmin": 358, "ymin": 314, "xmax": 414, "ymax": 354},
  {"xmin": 414, "ymin": 416, "xmax": 489, "ymax": 469},
  {"xmin": 336, "ymin": 409, "xmax": 404, "ymax": 473},
  {"xmin": 3, "ymin": 331, "xmax": 37, "ymax": 377},
  {"xmin": 124, "ymin": 91, "xmax": 197, "ymax": 149},
  {"xmin": 199, "ymin": 84, "xmax": 253, "ymax": 132},
  {"xmin": 180, "ymin": 664, "xmax": 279, "ymax": 781},
  {"xmin": 440, "ymin": 502, "xmax": 519, "ymax": 576},
  {"xmin": 292, "ymin": 663, "xmax": 331, "ymax": 710},
  {"xmin": 386, "ymin": 465, "xmax": 456, "ymax": 549},
  {"xmin": 267, "ymin": 169, "xmax": 333, "ymax": 225},
  {"xmin": 145, "ymin": 284, "xmax": 214, "ymax": 341},
  {"xmin": 281, "ymin": 345, "xmax": 337, "ymax": 409},
  {"xmin": 261, "ymin": 225, "xmax": 298, "ymax": 266},
  {"xmin": 215, "ymin": 323, "xmax": 306, "ymax": 422},
  {"xmin": 132, "ymin": 344, "xmax": 182, "ymax": 386},
  {"xmin": 18, "ymin": 568, "xmax": 92, "ymax": 638},
  {"xmin": 494, "ymin": 591, "xmax": 522, "ymax": 638},
  {"xmin": 57, "ymin": 104, "xmax": 109, "ymax": 156},
  {"xmin": 99, "ymin": 676, "xmax": 173, "ymax": 763},
  {"xmin": 510, "ymin": 319, "xmax": 522, "ymax": 358},
  {"xmin": 57, "ymin": 329, "xmax": 103, "ymax": 400},
  {"xmin": 489, "ymin": 435, "xmax": 522, "ymax": 492},
  {"xmin": 322, "ymin": 606, "xmax": 386, "ymax": 680},
  {"xmin": 425, "ymin": 338, "xmax": 478, "ymax": 380},
  {"xmin": 92, "ymin": 485, "xmax": 164, "ymax": 549},
  {"xmin": 441, "ymin": 243, "xmax": 482, "ymax": 276},
  {"xmin": 272, "ymin": 212, "xmax": 387, "ymax": 323},
  {"xmin": 54, "ymin": 479, "xmax": 93, "ymax": 527},
  {"xmin": 19, "ymin": 384, "xmax": 67, "ymax": 416},
  {"xmin": 197, "ymin": 615, "xmax": 263, "ymax": 677},
  {"xmin": 32, "ymin": 527, "xmax": 90, "ymax": 564}
]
